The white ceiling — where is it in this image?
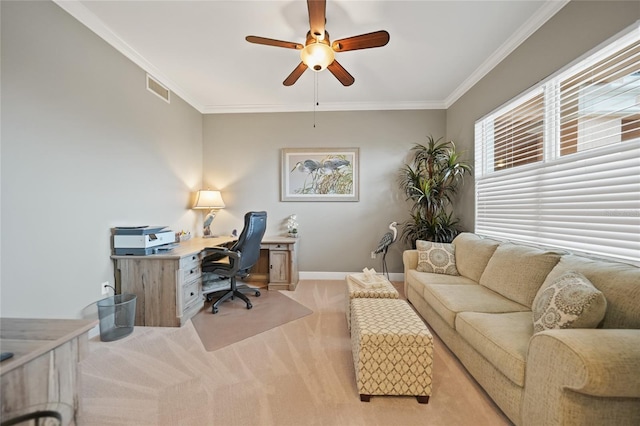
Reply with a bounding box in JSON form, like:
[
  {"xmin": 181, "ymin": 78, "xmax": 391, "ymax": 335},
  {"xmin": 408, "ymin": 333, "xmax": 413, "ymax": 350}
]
[{"xmin": 54, "ymin": 0, "xmax": 567, "ymax": 114}]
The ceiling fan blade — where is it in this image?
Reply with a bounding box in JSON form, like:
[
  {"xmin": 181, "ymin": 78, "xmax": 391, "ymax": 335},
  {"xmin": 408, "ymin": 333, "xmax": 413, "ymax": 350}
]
[
  {"xmin": 327, "ymin": 60, "xmax": 354, "ymax": 86},
  {"xmin": 307, "ymin": 0, "xmax": 326, "ymax": 39},
  {"xmin": 332, "ymin": 30, "xmax": 390, "ymax": 52},
  {"xmin": 283, "ymin": 62, "xmax": 308, "ymax": 86},
  {"xmin": 246, "ymin": 35, "xmax": 303, "ymax": 50}
]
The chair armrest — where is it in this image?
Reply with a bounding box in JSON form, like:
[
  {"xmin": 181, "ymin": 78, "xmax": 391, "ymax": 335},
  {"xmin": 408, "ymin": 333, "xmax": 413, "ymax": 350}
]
[
  {"xmin": 202, "ymin": 246, "xmax": 230, "ymax": 256},
  {"xmin": 202, "ymin": 247, "xmax": 242, "ymax": 275},
  {"xmin": 523, "ymin": 329, "xmax": 640, "ymax": 425}
]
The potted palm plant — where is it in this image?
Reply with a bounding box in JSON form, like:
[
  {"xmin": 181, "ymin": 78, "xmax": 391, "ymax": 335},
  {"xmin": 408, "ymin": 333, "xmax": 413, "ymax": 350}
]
[{"xmin": 399, "ymin": 136, "xmax": 472, "ymax": 247}]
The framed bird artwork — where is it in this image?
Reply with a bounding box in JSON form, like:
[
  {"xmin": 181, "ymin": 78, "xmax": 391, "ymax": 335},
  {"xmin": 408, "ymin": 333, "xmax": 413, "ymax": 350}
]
[{"xmin": 281, "ymin": 148, "xmax": 359, "ymax": 202}]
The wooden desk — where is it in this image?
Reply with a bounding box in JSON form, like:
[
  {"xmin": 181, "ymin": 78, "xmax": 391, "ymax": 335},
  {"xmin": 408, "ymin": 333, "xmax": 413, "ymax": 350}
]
[
  {"xmin": 0, "ymin": 318, "xmax": 97, "ymax": 424},
  {"xmin": 111, "ymin": 236, "xmax": 299, "ymax": 327}
]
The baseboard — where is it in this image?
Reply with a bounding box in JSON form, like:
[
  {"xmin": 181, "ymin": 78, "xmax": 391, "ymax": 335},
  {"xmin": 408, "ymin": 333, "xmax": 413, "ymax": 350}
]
[{"xmin": 299, "ymin": 271, "xmax": 404, "ymax": 282}]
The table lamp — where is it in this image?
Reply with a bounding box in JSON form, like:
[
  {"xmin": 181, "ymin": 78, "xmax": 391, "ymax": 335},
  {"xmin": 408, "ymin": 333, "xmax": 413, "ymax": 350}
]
[{"xmin": 193, "ymin": 190, "xmax": 225, "ymax": 237}]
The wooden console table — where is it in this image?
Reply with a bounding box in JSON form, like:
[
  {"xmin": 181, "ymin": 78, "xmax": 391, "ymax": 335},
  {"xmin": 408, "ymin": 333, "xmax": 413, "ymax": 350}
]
[
  {"xmin": 0, "ymin": 318, "xmax": 97, "ymax": 424},
  {"xmin": 111, "ymin": 236, "xmax": 299, "ymax": 327}
]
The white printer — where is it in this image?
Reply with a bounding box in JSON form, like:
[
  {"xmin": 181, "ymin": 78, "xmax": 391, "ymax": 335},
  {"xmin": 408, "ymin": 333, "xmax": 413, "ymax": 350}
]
[{"xmin": 113, "ymin": 226, "xmax": 176, "ymax": 255}]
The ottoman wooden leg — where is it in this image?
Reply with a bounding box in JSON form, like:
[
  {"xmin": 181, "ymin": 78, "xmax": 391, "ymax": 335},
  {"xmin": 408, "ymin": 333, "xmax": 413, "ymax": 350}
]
[
  {"xmin": 360, "ymin": 394, "xmax": 371, "ymax": 402},
  {"xmin": 417, "ymin": 396, "xmax": 430, "ymax": 404}
]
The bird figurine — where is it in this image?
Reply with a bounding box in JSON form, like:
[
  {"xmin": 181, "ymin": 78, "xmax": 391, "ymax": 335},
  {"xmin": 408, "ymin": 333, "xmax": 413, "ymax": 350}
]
[
  {"xmin": 374, "ymin": 221, "xmax": 398, "ymax": 279},
  {"xmin": 203, "ymin": 210, "xmax": 216, "ymax": 237}
]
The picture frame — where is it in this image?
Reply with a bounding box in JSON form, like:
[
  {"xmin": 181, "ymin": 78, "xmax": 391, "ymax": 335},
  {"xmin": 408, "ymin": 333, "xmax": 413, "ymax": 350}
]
[{"xmin": 281, "ymin": 148, "xmax": 359, "ymax": 202}]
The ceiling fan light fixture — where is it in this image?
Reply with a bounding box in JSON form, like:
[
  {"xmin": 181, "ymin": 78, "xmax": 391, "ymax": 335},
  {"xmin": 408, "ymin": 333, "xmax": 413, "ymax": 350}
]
[{"xmin": 300, "ymin": 42, "xmax": 335, "ymax": 72}]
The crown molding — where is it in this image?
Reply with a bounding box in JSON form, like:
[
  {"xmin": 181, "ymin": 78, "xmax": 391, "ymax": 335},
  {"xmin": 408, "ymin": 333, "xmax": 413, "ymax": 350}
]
[
  {"xmin": 444, "ymin": 0, "xmax": 569, "ymax": 108},
  {"xmin": 201, "ymin": 100, "xmax": 446, "ymax": 114}
]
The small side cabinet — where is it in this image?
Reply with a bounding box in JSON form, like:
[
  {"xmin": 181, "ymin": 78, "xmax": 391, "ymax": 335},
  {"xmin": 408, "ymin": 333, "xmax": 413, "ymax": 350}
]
[
  {"xmin": 266, "ymin": 238, "xmax": 298, "ymax": 291},
  {"xmin": 268, "ymin": 244, "xmax": 291, "ymax": 290}
]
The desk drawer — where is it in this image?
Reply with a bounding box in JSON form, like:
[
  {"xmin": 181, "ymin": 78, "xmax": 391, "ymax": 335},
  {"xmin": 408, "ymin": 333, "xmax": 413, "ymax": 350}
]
[
  {"xmin": 267, "ymin": 243, "xmax": 289, "ymax": 251},
  {"xmin": 180, "ymin": 253, "xmax": 201, "ymax": 269},
  {"xmin": 182, "ymin": 279, "xmax": 200, "ymax": 309},
  {"xmin": 182, "ymin": 265, "xmax": 201, "ymax": 282}
]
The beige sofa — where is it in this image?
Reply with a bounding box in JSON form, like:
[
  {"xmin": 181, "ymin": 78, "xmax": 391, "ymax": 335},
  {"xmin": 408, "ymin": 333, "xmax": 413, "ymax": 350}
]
[{"xmin": 403, "ymin": 232, "xmax": 640, "ymax": 426}]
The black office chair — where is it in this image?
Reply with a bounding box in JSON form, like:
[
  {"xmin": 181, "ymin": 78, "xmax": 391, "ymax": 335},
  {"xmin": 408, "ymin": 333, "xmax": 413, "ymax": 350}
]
[{"xmin": 201, "ymin": 211, "xmax": 267, "ymax": 314}]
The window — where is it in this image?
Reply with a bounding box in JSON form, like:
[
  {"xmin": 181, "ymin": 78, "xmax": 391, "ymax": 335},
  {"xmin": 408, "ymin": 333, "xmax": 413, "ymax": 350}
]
[
  {"xmin": 475, "ymin": 24, "xmax": 640, "ymax": 265},
  {"xmin": 560, "ymin": 40, "xmax": 640, "ymax": 154}
]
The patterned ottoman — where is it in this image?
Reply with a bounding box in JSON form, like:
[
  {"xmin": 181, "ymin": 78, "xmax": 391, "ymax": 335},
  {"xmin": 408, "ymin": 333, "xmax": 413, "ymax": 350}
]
[
  {"xmin": 345, "ymin": 274, "xmax": 399, "ymax": 330},
  {"xmin": 350, "ymin": 298, "xmax": 433, "ymax": 403}
]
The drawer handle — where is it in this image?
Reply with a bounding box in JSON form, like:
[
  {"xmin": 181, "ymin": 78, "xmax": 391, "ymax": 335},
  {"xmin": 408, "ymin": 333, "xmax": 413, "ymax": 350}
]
[
  {"xmin": 189, "ymin": 269, "xmax": 195, "ymax": 274},
  {"xmin": 190, "ymin": 292, "xmax": 195, "ymax": 297}
]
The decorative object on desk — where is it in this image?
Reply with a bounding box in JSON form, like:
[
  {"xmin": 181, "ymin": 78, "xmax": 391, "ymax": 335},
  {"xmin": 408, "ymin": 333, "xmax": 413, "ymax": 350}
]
[
  {"xmin": 281, "ymin": 148, "xmax": 359, "ymax": 202},
  {"xmin": 192, "ymin": 189, "xmax": 226, "ymax": 238},
  {"xmin": 374, "ymin": 221, "xmax": 398, "ymax": 279},
  {"xmin": 286, "ymin": 214, "xmax": 299, "ymax": 237},
  {"xmin": 177, "ymin": 230, "xmax": 191, "ymax": 242}
]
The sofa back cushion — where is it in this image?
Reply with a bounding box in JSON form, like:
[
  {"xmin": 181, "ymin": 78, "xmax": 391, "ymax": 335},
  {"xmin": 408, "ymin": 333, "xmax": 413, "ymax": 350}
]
[
  {"xmin": 542, "ymin": 255, "xmax": 640, "ymax": 329},
  {"xmin": 452, "ymin": 233, "xmax": 500, "ymax": 282},
  {"xmin": 416, "ymin": 240, "xmax": 459, "ymax": 275},
  {"xmin": 532, "ymin": 271, "xmax": 607, "ymax": 333},
  {"xmin": 479, "ymin": 243, "xmax": 561, "ymax": 308}
]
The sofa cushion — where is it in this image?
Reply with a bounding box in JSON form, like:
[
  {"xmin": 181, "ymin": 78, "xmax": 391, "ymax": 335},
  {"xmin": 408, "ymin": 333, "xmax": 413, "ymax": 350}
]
[
  {"xmin": 452, "ymin": 233, "xmax": 500, "ymax": 282},
  {"xmin": 406, "ymin": 270, "xmax": 476, "ymax": 307},
  {"xmin": 407, "ymin": 269, "xmax": 476, "ymax": 288},
  {"xmin": 532, "ymin": 271, "xmax": 607, "ymax": 333},
  {"xmin": 423, "ymin": 284, "xmax": 530, "ymax": 329},
  {"xmin": 542, "ymin": 255, "xmax": 640, "ymax": 329},
  {"xmin": 416, "ymin": 240, "xmax": 459, "ymax": 275},
  {"xmin": 479, "ymin": 243, "xmax": 561, "ymax": 308},
  {"xmin": 456, "ymin": 312, "xmax": 533, "ymax": 387}
]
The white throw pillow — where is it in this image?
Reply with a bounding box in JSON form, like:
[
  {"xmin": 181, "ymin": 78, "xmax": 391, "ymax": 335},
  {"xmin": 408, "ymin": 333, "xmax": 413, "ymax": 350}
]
[
  {"xmin": 416, "ymin": 240, "xmax": 459, "ymax": 275},
  {"xmin": 532, "ymin": 271, "xmax": 607, "ymax": 333}
]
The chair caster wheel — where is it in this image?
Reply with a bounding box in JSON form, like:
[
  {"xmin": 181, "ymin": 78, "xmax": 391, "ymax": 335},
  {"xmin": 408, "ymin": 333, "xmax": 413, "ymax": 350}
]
[
  {"xmin": 212, "ymin": 307, "xmax": 218, "ymax": 314},
  {"xmin": 255, "ymin": 290, "xmax": 261, "ymax": 297},
  {"xmin": 247, "ymin": 303, "xmax": 253, "ymax": 310}
]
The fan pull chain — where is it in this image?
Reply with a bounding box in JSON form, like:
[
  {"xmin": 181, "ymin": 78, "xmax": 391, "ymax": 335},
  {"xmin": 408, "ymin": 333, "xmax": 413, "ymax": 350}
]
[{"xmin": 313, "ymin": 73, "xmax": 319, "ymax": 128}]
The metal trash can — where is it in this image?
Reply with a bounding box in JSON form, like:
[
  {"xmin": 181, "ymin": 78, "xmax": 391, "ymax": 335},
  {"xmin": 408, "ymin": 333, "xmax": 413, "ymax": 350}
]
[{"xmin": 97, "ymin": 293, "xmax": 137, "ymax": 342}]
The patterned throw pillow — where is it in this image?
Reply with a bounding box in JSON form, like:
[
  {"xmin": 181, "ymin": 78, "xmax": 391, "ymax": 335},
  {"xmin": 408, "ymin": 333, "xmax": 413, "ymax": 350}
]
[
  {"xmin": 416, "ymin": 240, "xmax": 459, "ymax": 275},
  {"xmin": 532, "ymin": 271, "xmax": 607, "ymax": 333}
]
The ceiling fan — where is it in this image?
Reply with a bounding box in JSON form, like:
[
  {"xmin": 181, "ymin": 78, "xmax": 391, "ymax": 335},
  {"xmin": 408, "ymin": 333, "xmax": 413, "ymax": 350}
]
[{"xmin": 245, "ymin": 0, "xmax": 390, "ymax": 87}]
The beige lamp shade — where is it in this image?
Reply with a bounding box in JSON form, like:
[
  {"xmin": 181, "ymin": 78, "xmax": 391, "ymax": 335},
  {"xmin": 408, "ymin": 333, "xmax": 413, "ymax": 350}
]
[{"xmin": 193, "ymin": 190, "xmax": 225, "ymax": 209}]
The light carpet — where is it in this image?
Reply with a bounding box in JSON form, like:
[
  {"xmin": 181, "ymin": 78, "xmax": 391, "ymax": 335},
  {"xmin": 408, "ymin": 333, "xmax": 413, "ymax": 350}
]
[
  {"xmin": 191, "ymin": 288, "xmax": 313, "ymax": 351},
  {"xmin": 78, "ymin": 280, "xmax": 511, "ymax": 425}
]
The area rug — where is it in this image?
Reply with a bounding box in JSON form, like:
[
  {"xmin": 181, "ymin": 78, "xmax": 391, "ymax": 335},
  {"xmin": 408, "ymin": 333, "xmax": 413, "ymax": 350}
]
[{"xmin": 190, "ymin": 289, "xmax": 313, "ymax": 351}]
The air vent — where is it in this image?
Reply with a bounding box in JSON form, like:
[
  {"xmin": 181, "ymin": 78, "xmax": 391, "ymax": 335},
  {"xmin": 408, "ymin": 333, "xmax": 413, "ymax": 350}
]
[{"xmin": 146, "ymin": 74, "xmax": 170, "ymax": 103}]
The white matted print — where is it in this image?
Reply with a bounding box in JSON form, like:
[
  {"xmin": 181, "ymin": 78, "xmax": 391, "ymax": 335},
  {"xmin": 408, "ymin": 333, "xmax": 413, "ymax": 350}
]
[{"xmin": 281, "ymin": 148, "xmax": 359, "ymax": 202}]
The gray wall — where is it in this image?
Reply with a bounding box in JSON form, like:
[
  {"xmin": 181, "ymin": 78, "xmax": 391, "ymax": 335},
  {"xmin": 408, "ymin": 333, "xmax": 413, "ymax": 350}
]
[
  {"xmin": 202, "ymin": 110, "xmax": 447, "ymax": 274},
  {"xmin": 446, "ymin": 0, "xmax": 640, "ymax": 232},
  {"xmin": 1, "ymin": 1, "xmax": 203, "ymax": 318}
]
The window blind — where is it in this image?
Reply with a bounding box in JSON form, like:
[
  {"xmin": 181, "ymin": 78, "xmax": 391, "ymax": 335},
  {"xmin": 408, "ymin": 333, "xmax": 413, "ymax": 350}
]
[{"xmin": 475, "ymin": 23, "xmax": 640, "ymax": 265}]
